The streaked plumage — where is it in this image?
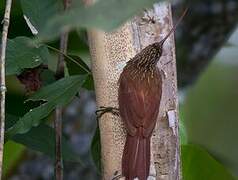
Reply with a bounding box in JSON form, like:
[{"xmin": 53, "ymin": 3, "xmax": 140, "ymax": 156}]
[
  {"xmin": 118, "ymin": 8, "xmax": 187, "ymax": 180},
  {"xmin": 118, "ymin": 42, "xmax": 163, "ymax": 180}
]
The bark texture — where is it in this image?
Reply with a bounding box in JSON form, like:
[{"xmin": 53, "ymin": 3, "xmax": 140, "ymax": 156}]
[
  {"xmin": 88, "ymin": 3, "xmax": 180, "ymax": 180},
  {"xmin": 0, "ymin": 0, "xmax": 12, "ymax": 177}
]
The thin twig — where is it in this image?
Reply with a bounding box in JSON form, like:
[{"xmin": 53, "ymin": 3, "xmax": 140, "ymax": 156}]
[
  {"xmin": 54, "ymin": 0, "xmax": 71, "ymax": 180},
  {"xmin": 46, "ymin": 45, "xmax": 91, "ymax": 74},
  {"xmin": 54, "ymin": 106, "xmax": 64, "ymax": 180},
  {"xmin": 0, "ymin": 0, "xmax": 12, "ymax": 177},
  {"xmin": 55, "ymin": 32, "xmax": 69, "ymax": 79}
]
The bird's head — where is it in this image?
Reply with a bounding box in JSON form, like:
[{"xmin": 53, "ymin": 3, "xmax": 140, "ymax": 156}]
[{"xmin": 151, "ymin": 7, "xmax": 188, "ymax": 61}]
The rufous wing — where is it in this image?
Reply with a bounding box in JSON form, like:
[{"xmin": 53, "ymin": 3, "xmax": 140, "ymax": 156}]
[{"xmin": 118, "ymin": 69, "xmax": 162, "ymax": 137}]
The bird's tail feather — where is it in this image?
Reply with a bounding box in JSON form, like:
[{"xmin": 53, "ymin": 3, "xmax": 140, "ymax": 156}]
[{"xmin": 122, "ymin": 134, "xmax": 150, "ymax": 180}]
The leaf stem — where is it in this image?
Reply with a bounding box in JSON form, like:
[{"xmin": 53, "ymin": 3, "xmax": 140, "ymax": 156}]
[
  {"xmin": 46, "ymin": 45, "xmax": 91, "ymax": 74},
  {"xmin": 0, "ymin": 0, "xmax": 12, "ymax": 176}
]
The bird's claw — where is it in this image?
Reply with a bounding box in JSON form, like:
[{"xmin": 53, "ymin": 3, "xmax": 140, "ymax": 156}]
[
  {"xmin": 95, "ymin": 106, "xmax": 120, "ymax": 119},
  {"xmin": 111, "ymin": 171, "xmax": 124, "ymax": 180},
  {"xmin": 111, "ymin": 170, "xmax": 156, "ymax": 180}
]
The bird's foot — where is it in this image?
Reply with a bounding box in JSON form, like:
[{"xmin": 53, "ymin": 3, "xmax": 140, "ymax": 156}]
[
  {"xmin": 95, "ymin": 106, "xmax": 120, "ymax": 119},
  {"xmin": 111, "ymin": 171, "xmax": 156, "ymax": 180},
  {"xmin": 111, "ymin": 171, "xmax": 123, "ymax": 180}
]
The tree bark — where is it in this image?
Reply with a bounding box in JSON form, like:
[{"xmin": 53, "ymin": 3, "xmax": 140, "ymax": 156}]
[
  {"xmin": 88, "ymin": 2, "xmax": 180, "ymax": 180},
  {"xmin": 0, "ymin": 0, "xmax": 12, "ymax": 178}
]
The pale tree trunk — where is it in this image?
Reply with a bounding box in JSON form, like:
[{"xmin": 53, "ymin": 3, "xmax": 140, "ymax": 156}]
[{"xmin": 88, "ymin": 2, "xmax": 180, "ymax": 180}]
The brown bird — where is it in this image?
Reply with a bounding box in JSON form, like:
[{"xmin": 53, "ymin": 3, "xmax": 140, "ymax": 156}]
[{"xmin": 118, "ymin": 9, "xmax": 187, "ymax": 180}]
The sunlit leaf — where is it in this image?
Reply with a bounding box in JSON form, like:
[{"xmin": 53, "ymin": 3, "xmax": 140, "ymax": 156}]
[
  {"xmin": 182, "ymin": 144, "xmax": 235, "ymax": 180},
  {"xmin": 183, "ymin": 63, "xmax": 238, "ymax": 176},
  {"xmin": 179, "ymin": 118, "xmax": 187, "ymax": 145}
]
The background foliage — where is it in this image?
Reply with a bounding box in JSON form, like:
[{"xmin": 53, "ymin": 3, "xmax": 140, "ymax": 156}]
[{"xmin": 1, "ymin": 0, "xmax": 238, "ymax": 179}]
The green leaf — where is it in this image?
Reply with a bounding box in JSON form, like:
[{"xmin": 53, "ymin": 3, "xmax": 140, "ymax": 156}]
[
  {"xmin": 179, "ymin": 110, "xmax": 188, "ymax": 145},
  {"xmin": 179, "ymin": 119, "xmax": 187, "ymax": 145},
  {"xmin": 3, "ymin": 141, "xmax": 25, "ymax": 177},
  {"xmin": 91, "ymin": 125, "xmax": 101, "ymax": 173},
  {"xmin": 12, "ymin": 124, "xmax": 81, "ymax": 163},
  {"xmin": 65, "ymin": 55, "xmax": 90, "ymax": 75},
  {"xmin": 6, "ymin": 75, "xmax": 86, "ymax": 137},
  {"xmin": 83, "ymin": 75, "xmax": 94, "ymax": 90},
  {"xmin": 6, "ymin": 36, "xmax": 50, "ymax": 75},
  {"xmin": 5, "ymin": 114, "xmax": 19, "ymax": 130},
  {"xmin": 28, "ymin": 75, "xmax": 86, "ymax": 103},
  {"xmin": 20, "ymin": 0, "xmax": 63, "ymax": 34},
  {"xmin": 40, "ymin": 69, "xmax": 56, "ymax": 86},
  {"xmin": 182, "ymin": 144, "xmax": 235, "ymax": 180},
  {"xmin": 182, "ymin": 63, "xmax": 238, "ymax": 176},
  {"xmin": 65, "ymin": 55, "xmax": 94, "ymax": 90},
  {"xmin": 39, "ymin": 0, "xmax": 160, "ymax": 41}
]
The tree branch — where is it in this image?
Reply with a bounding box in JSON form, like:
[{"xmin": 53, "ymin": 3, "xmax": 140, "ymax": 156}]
[
  {"xmin": 54, "ymin": 0, "xmax": 71, "ymax": 180},
  {"xmin": 55, "ymin": 0, "xmax": 71, "ymax": 79},
  {"xmin": 0, "ymin": 0, "xmax": 12, "ymax": 177}
]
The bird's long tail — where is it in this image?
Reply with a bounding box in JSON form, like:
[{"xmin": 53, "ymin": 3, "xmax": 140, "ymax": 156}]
[{"xmin": 122, "ymin": 133, "xmax": 150, "ymax": 180}]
